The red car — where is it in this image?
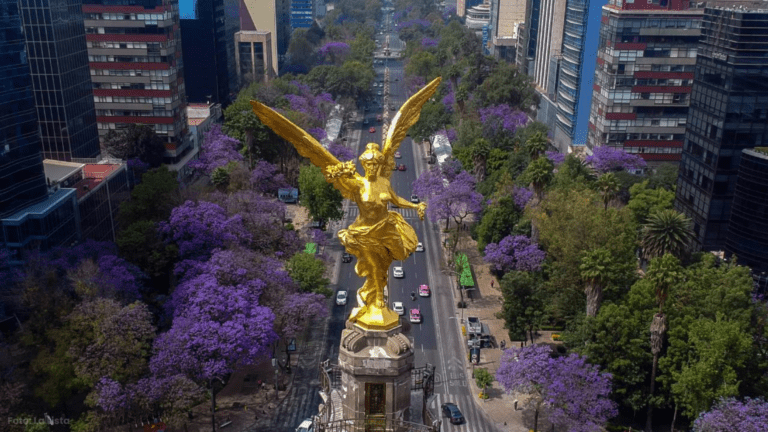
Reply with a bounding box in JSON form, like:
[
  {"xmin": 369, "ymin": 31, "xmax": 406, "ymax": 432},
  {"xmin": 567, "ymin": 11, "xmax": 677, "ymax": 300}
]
[
  {"xmin": 398, "ymin": 164, "xmax": 406, "ymax": 171},
  {"xmin": 369, "ymin": 127, "xmax": 376, "ymax": 133}
]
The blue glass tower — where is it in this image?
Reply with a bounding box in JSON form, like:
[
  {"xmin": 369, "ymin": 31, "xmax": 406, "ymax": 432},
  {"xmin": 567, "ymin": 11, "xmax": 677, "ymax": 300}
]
[
  {"xmin": 290, "ymin": 0, "xmax": 313, "ymax": 29},
  {"xmin": 554, "ymin": 0, "xmax": 605, "ymax": 147},
  {"xmin": 0, "ymin": 0, "xmax": 49, "ymax": 218}
]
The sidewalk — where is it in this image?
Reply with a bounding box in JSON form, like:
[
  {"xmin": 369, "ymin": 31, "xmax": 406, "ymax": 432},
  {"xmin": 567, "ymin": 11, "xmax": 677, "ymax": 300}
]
[{"xmin": 420, "ymin": 142, "xmax": 562, "ymax": 432}]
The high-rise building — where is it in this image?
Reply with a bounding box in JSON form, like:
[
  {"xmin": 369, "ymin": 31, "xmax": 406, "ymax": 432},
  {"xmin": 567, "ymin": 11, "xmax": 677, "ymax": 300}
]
[
  {"xmin": 726, "ymin": 148, "xmax": 768, "ymax": 276},
  {"xmin": 18, "ymin": 0, "xmax": 101, "ymax": 162},
  {"xmin": 588, "ymin": 0, "xmax": 703, "ymax": 165},
  {"xmin": 488, "ymin": 0, "xmax": 526, "ymax": 62},
  {"xmin": 240, "ymin": 0, "xmax": 289, "ymax": 76},
  {"xmin": 675, "ymin": 1, "xmax": 768, "ymax": 252},
  {"xmin": 0, "ymin": 0, "xmax": 49, "ymax": 218},
  {"xmin": 290, "ymin": 0, "xmax": 313, "ymax": 29},
  {"xmin": 82, "ymin": 0, "xmax": 189, "ymax": 165},
  {"xmin": 181, "ymin": 0, "xmax": 239, "ymax": 105},
  {"xmin": 235, "ymin": 30, "xmax": 274, "ymax": 86},
  {"xmin": 552, "ymin": 0, "xmax": 605, "ymax": 151}
]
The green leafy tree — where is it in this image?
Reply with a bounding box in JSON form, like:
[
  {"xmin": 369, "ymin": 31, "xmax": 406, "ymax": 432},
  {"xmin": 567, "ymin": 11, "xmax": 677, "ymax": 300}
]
[
  {"xmin": 475, "ymin": 62, "xmax": 538, "ymax": 111},
  {"xmin": 476, "ymin": 196, "xmax": 520, "ymax": 253},
  {"xmin": 647, "ymin": 163, "xmax": 679, "ymax": 191},
  {"xmin": 103, "ymin": 124, "xmax": 166, "ymax": 167},
  {"xmin": 117, "ymin": 166, "xmax": 180, "ymax": 226},
  {"xmin": 640, "ymin": 209, "xmax": 695, "ymax": 261},
  {"xmin": 116, "ymin": 220, "xmax": 178, "ymax": 279},
  {"xmin": 210, "ymin": 166, "xmax": 230, "ymax": 190},
  {"xmin": 405, "ymin": 51, "xmax": 439, "ymax": 81},
  {"xmin": 286, "ymin": 251, "xmax": 331, "ymax": 296},
  {"xmin": 627, "ymin": 181, "xmax": 675, "ymax": 225},
  {"xmin": 499, "ymin": 271, "xmax": 545, "ymax": 343},
  {"xmin": 524, "ymin": 131, "xmax": 548, "ymax": 160},
  {"xmin": 298, "ymin": 165, "xmax": 344, "ymax": 223},
  {"xmin": 223, "ymin": 91, "xmax": 276, "ymax": 163},
  {"xmin": 410, "ymin": 100, "xmax": 450, "ymax": 143},
  {"xmin": 474, "ymin": 368, "xmax": 494, "ymax": 398}
]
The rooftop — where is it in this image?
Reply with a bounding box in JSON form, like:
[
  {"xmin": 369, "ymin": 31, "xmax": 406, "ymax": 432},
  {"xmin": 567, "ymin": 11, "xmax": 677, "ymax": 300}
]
[
  {"xmin": 43, "ymin": 159, "xmax": 84, "ymax": 183},
  {"xmin": 2, "ymin": 188, "xmax": 77, "ymax": 222},
  {"xmin": 74, "ymin": 164, "xmax": 122, "ymax": 199}
]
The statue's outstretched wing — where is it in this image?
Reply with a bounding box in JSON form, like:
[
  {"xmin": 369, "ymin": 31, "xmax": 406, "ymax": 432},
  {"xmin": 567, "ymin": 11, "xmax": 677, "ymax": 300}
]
[
  {"xmin": 250, "ymin": 100, "xmax": 341, "ymax": 171},
  {"xmin": 381, "ymin": 77, "xmax": 442, "ymax": 176}
]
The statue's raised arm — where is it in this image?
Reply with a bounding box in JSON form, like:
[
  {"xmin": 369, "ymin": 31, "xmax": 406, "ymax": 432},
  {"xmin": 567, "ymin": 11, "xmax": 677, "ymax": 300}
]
[{"xmin": 250, "ymin": 101, "xmax": 358, "ymax": 195}]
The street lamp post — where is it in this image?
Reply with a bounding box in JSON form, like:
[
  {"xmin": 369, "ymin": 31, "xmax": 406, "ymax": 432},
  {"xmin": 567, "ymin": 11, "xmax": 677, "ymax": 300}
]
[{"xmin": 210, "ymin": 376, "xmax": 225, "ymax": 432}]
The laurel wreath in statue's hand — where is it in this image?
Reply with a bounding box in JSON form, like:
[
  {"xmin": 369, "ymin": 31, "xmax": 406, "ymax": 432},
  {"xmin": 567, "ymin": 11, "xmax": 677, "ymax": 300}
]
[
  {"xmin": 325, "ymin": 161, "xmax": 357, "ymax": 180},
  {"xmin": 417, "ymin": 202, "xmax": 427, "ymax": 221}
]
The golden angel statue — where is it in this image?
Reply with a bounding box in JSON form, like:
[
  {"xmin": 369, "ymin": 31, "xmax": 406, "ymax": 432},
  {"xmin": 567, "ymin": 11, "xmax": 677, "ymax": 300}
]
[{"xmin": 251, "ymin": 77, "xmax": 441, "ymax": 330}]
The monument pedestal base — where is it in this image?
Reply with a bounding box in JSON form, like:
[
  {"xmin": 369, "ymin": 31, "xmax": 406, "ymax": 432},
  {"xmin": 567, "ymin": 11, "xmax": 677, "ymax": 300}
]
[{"xmin": 338, "ymin": 320, "xmax": 413, "ymax": 430}]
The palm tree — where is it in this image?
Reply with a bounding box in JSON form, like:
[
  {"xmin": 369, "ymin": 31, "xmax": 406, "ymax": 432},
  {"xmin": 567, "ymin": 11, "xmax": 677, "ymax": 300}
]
[
  {"xmin": 595, "ymin": 172, "xmax": 620, "ymax": 211},
  {"xmin": 640, "ymin": 209, "xmax": 695, "ymax": 261},
  {"xmin": 525, "ymin": 131, "xmax": 548, "ymax": 160},
  {"xmin": 525, "ymin": 157, "xmax": 554, "ymax": 243},
  {"xmin": 579, "ymin": 247, "xmax": 614, "ymax": 317},
  {"xmin": 644, "ymin": 254, "xmax": 683, "ymax": 432},
  {"xmin": 470, "ymin": 138, "xmax": 490, "ymax": 183}
]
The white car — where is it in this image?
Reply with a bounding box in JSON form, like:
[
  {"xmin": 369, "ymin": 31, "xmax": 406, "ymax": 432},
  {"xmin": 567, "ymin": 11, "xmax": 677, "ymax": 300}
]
[
  {"xmin": 296, "ymin": 418, "xmax": 313, "ymax": 432},
  {"xmin": 392, "ymin": 302, "xmax": 404, "ymax": 315},
  {"xmin": 415, "ymin": 242, "xmax": 424, "ymax": 252},
  {"xmin": 410, "ymin": 194, "xmax": 419, "ymax": 203},
  {"xmin": 393, "ymin": 266, "xmax": 404, "ymax": 278},
  {"xmin": 336, "ymin": 290, "xmax": 347, "ymax": 306}
]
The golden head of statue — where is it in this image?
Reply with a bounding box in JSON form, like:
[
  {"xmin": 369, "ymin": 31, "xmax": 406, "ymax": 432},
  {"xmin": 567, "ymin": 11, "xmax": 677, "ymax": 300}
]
[{"xmin": 251, "ymin": 77, "xmax": 440, "ymax": 330}]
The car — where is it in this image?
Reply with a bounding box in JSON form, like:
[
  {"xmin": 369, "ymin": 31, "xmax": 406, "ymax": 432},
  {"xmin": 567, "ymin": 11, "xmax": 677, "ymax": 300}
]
[
  {"xmin": 409, "ymin": 308, "xmax": 421, "ymax": 323},
  {"xmin": 419, "ymin": 284, "xmax": 430, "ymax": 297},
  {"xmin": 393, "ymin": 266, "xmax": 404, "ymax": 278},
  {"xmin": 441, "ymin": 403, "xmax": 464, "ymax": 425},
  {"xmin": 335, "ymin": 290, "xmax": 348, "ymax": 306},
  {"xmin": 369, "ymin": 127, "xmax": 376, "ymax": 133},
  {"xmin": 410, "ymin": 194, "xmax": 419, "ymax": 203},
  {"xmin": 363, "ymin": 118, "xmax": 369, "ymax": 125},
  {"xmin": 415, "ymin": 242, "xmax": 424, "ymax": 252},
  {"xmin": 398, "ymin": 164, "xmax": 406, "ymax": 171},
  {"xmin": 296, "ymin": 418, "xmax": 314, "ymax": 432},
  {"xmin": 377, "ymin": 91, "xmax": 382, "ymax": 95},
  {"xmin": 392, "ymin": 301, "xmax": 404, "ymax": 315},
  {"xmin": 394, "ymin": 151, "xmax": 401, "ymax": 159},
  {"xmin": 342, "ymin": 252, "xmax": 352, "ymax": 263}
]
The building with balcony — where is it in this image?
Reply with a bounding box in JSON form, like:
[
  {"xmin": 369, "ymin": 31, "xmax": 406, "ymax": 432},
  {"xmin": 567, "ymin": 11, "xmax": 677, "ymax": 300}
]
[
  {"xmin": 675, "ymin": 1, "xmax": 768, "ymax": 252},
  {"xmin": 515, "ymin": 0, "xmax": 540, "ymax": 75},
  {"xmin": 725, "ymin": 148, "xmax": 768, "ymax": 276},
  {"xmin": 181, "ymin": 0, "xmax": 240, "ymax": 105},
  {"xmin": 18, "ymin": 0, "xmax": 101, "ymax": 161},
  {"xmin": 82, "ymin": 0, "xmax": 189, "ymax": 164},
  {"xmin": 588, "ymin": 0, "xmax": 703, "ymax": 165},
  {"xmin": 465, "ymin": 1, "xmax": 491, "ymax": 31}
]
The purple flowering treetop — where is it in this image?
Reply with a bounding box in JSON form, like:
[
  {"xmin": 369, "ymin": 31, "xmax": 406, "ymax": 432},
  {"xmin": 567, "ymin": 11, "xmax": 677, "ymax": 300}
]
[
  {"xmin": 484, "ymin": 235, "xmax": 546, "ymax": 273},
  {"xmin": 496, "ymin": 344, "xmax": 618, "ymax": 432},
  {"xmin": 96, "ymin": 254, "xmax": 145, "ymax": 301},
  {"xmin": 693, "ymin": 397, "xmax": 768, "ymax": 432},
  {"xmin": 428, "ymin": 170, "xmax": 484, "ymax": 230},
  {"xmin": 512, "ymin": 186, "xmax": 534, "ymax": 210},
  {"xmin": 412, "ymin": 166, "xmax": 446, "ymax": 201},
  {"xmin": 441, "ymin": 127, "xmax": 458, "ymax": 143},
  {"xmin": 478, "ymin": 104, "xmax": 528, "ymax": 142},
  {"xmin": 151, "ymin": 271, "xmax": 277, "ymax": 380},
  {"xmin": 318, "ymin": 41, "xmax": 350, "ymax": 65},
  {"xmin": 442, "ymin": 90, "xmax": 455, "ymax": 113},
  {"xmin": 284, "ymin": 81, "xmax": 334, "ymax": 127},
  {"xmin": 545, "ymin": 150, "xmax": 566, "ymax": 166},
  {"xmin": 159, "ymin": 200, "xmax": 251, "ymax": 264},
  {"xmin": 308, "ymin": 127, "xmax": 327, "ymax": 141},
  {"xmin": 250, "ymin": 160, "xmax": 289, "ymax": 195},
  {"xmin": 421, "ymin": 37, "xmax": 439, "ymax": 48},
  {"xmin": 328, "ymin": 142, "xmax": 356, "ymax": 161},
  {"xmin": 274, "ymin": 292, "xmax": 329, "ymax": 340},
  {"xmin": 189, "ymin": 124, "xmax": 243, "ymax": 175},
  {"xmin": 586, "ymin": 146, "xmax": 647, "ymax": 173}
]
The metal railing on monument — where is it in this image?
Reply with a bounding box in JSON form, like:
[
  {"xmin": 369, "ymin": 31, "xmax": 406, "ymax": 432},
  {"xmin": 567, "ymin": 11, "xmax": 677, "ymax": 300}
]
[{"xmin": 315, "ymin": 361, "xmax": 439, "ymax": 432}]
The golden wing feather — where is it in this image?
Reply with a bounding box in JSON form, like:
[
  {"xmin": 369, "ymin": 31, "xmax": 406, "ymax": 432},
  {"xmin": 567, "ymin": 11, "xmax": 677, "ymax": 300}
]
[
  {"xmin": 250, "ymin": 100, "xmax": 341, "ymax": 171},
  {"xmin": 382, "ymin": 77, "xmax": 442, "ymax": 176}
]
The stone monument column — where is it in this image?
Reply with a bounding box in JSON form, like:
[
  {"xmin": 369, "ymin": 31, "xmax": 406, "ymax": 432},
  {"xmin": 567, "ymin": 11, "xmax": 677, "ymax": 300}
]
[{"xmin": 337, "ymin": 316, "xmax": 413, "ymax": 430}]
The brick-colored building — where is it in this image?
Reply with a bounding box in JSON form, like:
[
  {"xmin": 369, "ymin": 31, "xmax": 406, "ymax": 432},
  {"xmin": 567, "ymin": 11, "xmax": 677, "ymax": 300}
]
[
  {"xmin": 82, "ymin": 0, "xmax": 189, "ymax": 164},
  {"xmin": 588, "ymin": 0, "xmax": 703, "ymax": 164}
]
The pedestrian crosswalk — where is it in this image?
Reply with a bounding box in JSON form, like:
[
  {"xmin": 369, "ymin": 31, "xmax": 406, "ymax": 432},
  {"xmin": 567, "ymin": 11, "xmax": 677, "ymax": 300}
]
[
  {"xmin": 428, "ymin": 392, "xmax": 502, "ymax": 432},
  {"xmin": 346, "ymin": 206, "xmax": 421, "ymax": 220}
]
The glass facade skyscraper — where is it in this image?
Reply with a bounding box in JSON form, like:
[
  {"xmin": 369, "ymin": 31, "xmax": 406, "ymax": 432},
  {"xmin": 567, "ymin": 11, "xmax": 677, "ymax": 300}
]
[
  {"xmin": 675, "ymin": 2, "xmax": 768, "ymax": 251},
  {"xmin": 554, "ymin": 0, "xmax": 604, "ymax": 148},
  {"xmin": 290, "ymin": 0, "xmax": 313, "ymax": 29},
  {"xmin": 0, "ymin": 0, "xmax": 49, "ymax": 218},
  {"xmin": 19, "ymin": 0, "xmax": 101, "ymax": 161}
]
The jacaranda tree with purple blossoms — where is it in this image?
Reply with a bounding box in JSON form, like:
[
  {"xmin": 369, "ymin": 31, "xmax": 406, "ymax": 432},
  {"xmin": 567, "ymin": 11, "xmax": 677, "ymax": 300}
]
[
  {"xmin": 328, "ymin": 142, "xmax": 356, "ymax": 161},
  {"xmin": 586, "ymin": 145, "xmax": 647, "ymax": 173},
  {"xmin": 693, "ymin": 397, "xmax": 768, "ymax": 432},
  {"xmin": 484, "ymin": 235, "xmax": 546, "ymax": 273},
  {"xmin": 190, "ymin": 124, "xmax": 243, "ymax": 176},
  {"xmin": 496, "ymin": 344, "xmax": 618, "ymax": 432},
  {"xmin": 318, "ymin": 41, "xmax": 350, "ymax": 65},
  {"xmin": 413, "ymin": 167, "xmax": 483, "ymax": 230},
  {"xmin": 478, "ymin": 104, "xmax": 528, "ymax": 147},
  {"xmin": 250, "ymin": 160, "xmax": 289, "ymax": 196}
]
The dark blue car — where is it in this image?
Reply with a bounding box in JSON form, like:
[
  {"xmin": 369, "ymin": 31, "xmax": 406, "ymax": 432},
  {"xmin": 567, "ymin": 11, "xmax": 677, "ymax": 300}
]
[{"xmin": 441, "ymin": 402, "xmax": 464, "ymax": 425}]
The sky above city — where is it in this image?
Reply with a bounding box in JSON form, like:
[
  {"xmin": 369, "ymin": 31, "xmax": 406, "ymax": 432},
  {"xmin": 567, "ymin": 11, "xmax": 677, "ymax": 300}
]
[{"xmin": 180, "ymin": 0, "xmax": 194, "ymax": 19}]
